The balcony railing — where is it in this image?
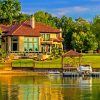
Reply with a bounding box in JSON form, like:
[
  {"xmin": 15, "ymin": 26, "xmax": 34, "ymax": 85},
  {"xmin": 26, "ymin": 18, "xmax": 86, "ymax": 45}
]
[{"xmin": 41, "ymin": 38, "xmax": 53, "ymax": 44}]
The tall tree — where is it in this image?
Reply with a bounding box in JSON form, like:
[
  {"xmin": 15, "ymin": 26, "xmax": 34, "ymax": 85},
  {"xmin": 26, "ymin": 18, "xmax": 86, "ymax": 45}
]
[
  {"xmin": 71, "ymin": 17, "xmax": 98, "ymax": 52},
  {"xmin": 60, "ymin": 16, "xmax": 75, "ymax": 50},
  {"xmin": 0, "ymin": 0, "xmax": 21, "ymax": 24},
  {"xmin": 71, "ymin": 31, "xmax": 97, "ymax": 52},
  {"xmin": 75, "ymin": 17, "xmax": 91, "ymax": 33},
  {"xmin": 92, "ymin": 15, "xmax": 100, "ymax": 50},
  {"xmin": 34, "ymin": 11, "xmax": 60, "ymax": 28}
]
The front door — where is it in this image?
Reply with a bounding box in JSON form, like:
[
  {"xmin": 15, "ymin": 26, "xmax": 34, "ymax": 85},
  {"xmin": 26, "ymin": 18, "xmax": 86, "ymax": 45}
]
[{"xmin": 12, "ymin": 43, "xmax": 18, "ymax": 51}]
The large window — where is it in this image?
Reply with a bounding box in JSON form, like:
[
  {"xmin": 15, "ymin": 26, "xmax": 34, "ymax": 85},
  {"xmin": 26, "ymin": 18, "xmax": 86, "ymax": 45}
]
[
  {"xmin": 41, "ymin": 34, "xmax": 50, "ymax": 41},
  {"xmin": 11, "ymin": 36, "xmax": 19, "ymax": 51},
  {"xmin": 24, "ymin": 37, "xmax": 39, "ymax": 52}
]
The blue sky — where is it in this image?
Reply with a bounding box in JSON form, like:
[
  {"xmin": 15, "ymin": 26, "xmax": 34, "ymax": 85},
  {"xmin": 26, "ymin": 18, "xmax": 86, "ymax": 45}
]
[{"xmin": 20, "ymin": 0, "xmax": 100, "ymax": 21}]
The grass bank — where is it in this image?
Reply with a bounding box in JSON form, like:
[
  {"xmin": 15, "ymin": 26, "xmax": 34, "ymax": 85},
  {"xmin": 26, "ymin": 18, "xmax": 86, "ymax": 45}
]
[
  {"xmin": 11, "ymin": 54, "xmax": 100, "ymax": 68},
  {"xmin": 0, "ymin": 54, "xmax": 100, "ymax": 68}
]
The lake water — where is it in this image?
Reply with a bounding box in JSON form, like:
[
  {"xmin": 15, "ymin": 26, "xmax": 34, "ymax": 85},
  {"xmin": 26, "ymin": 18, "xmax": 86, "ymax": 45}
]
[{"xmin": 0, "ymin": 75, "xmax": 100, "ymax": 100}]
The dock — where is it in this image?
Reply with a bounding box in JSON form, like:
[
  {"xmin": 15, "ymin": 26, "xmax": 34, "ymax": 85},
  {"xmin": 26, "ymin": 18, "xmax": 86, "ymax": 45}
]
[
  {"xmin": 63, "ymin": 72, "xmax": 100, "ymax": 77},
  {"xmin": 91, "ymin": 72, "xmax": 100, "ymax": 77}
]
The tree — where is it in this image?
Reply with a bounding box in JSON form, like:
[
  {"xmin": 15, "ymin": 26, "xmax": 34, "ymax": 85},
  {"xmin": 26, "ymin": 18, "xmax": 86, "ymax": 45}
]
[
  {"xmin": 71, "ymin": 32, "xmax": 85, "ymax": 52},
  {"xmin": 71, "ymin": 17, "xmax": 98, "ymax": 52},
  {"xmin": 75, "ymin": 17, "xmax": 91, "ymax": 33},
  {"xmin": 16, "ymin": 13, "xmax": 30, "ymax": 23},
  {"xmin": 92, "ymin": 15, "xmax": 100, "ymax": 50},
  {"xmin": 71, "ymin": 31, "xmax": 98, "ymax": 52},
  {"xmin": 0, "ymin": 0, "xmax": 21, "ymax": 24},
  {"xmin": 34, "ymin": 11, "xmax": 60, "ymax": 28},
  {"xmin": 60, "ymin": 16, "xmax": 75, "ymax": 50}
]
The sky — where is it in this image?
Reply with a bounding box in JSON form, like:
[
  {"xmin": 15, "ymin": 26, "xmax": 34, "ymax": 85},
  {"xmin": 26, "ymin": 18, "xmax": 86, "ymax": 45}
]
[{"xmin": 20, "ymin": 0, "xmax": 100, "ymax": 21}]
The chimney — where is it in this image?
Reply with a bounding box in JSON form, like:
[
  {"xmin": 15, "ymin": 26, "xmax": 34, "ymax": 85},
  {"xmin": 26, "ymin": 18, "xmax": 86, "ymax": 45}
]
[{"xmin": 31, "ymin": 15, "xmax": 35, "ymax": 29}]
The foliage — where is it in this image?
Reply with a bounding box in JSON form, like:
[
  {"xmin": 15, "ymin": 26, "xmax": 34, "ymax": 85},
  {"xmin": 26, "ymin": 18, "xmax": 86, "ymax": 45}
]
[
  {"xmin": 71, "ymin": 18, "xmax": 98, "ymax": 52},
  {"xmin": 0, "ymin": 49, "xmax": 6, "ymax": 58},
  {"xmin": 75, "ymin": 17, "xmax": 91, "ymax": 33},
  {"xmin": 16, "ymin": 13, "xmax": 30, "ymax": 23},
  {"xmin": 92, "ymin": 15, "xmax": 100, "ymax": 50},
  {"xmin": 0, "ymin": 0, "xmax": 29, "ymax": 24},
  {"xmin": 51, "ymin": 47, "xmax": 63, "ymax": 58},
  {"xmin": 71, "ymin": 32, "xmax": 85, "ymax": 51},
  {"xmin": 34, "ymin": 11, "xmax": 58, "ymax": 28},
  {"xmin": 72, "ymin": 31, "xmax": 98, "ymax": 51},
  {"xmin": 60, "ymin": 16, "xmax": 75, "ymax": 50}
]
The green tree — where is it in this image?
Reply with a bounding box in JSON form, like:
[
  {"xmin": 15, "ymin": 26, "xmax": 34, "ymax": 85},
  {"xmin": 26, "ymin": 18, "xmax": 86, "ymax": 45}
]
[
  {"xmin": 92, "ymin": 15, "xmax": 100, "ymax": 50},
  {"xmin": 71, "ymin": 17, "xmax": 98, "ymax": 52},
  {"xmin": 60, "ymin": 16, "xmax": 75, "ymax": 50},
  {"xmin": 0, "ymin": 0, "xmax": 21, "ymax": 24},
  {"xmin": 71, "ymin": 31, "xmax": 98, "ymax": 52},
  {"xmin": 16, "ymin": 13, "xmax": 30, "ymax": 23},
  {"xmin": 75, "ymin": 17, "xmax": 91, "ymax": 33},
  {"xmin": 34, "ymin": 11, "xmax": 60, "ymax": 28}
]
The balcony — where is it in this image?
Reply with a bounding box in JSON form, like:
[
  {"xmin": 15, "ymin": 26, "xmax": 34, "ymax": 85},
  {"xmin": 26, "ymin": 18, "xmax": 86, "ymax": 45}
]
[{"xmin": 41, "ymin": 38, "xmax": 53, "ymax": 44}]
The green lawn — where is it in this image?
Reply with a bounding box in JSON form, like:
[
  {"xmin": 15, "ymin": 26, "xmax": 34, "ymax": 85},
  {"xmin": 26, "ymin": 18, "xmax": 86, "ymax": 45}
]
[
  {"xmin": 81, "ymin": 55, "xmax": 100, "ymax": 68},
  {"xmin": 0, "ymin": 54, "xmax": 100, "ymax": 68},
  {"xmin": 12, "ymin": 58, "xmax": 62, "ymax": 68},
  {"xmin": 12, "ymin": 54, "xmax": 100, "ymax": 68}
]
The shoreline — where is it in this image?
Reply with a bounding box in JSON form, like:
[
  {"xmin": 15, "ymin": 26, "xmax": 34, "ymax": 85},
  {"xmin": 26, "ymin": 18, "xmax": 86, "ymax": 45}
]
[{"xmin": 0, "ymin": 70, "xmax": 48, "ymax": 76}]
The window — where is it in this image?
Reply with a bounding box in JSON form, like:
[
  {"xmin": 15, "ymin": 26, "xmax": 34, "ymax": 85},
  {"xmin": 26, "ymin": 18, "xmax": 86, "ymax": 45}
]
[
  {"xmin": 41, "ymin": 45, "xmax": 45, "ymax": 52},
  {"xmin": 6, "ymin": 37, "xmax": 8, "ymax": 51},
  {"xmin": 41, "ymin": 44, "xmax": 50, "ymax": 53},
  {"xmin": 11, "ymin": 36, "xmax": 19, "ymax": 51},
  {"xmin": 24, "ymin": 37, "xmax": 39, "ymax": 52},
  {"xmin": 41, "ymin": 34, "xmax": 50, "ymax": 41},
  {"xmin": 34, "ymin": 37, "xmax": 39, "ymax": 51},
  {"xmin": 45, "ymin": 34, "xmax": 50, "ymax": 41},
  {"xmin": 41, "ymin": 34, "xmax": 45, "ymax": 40}
]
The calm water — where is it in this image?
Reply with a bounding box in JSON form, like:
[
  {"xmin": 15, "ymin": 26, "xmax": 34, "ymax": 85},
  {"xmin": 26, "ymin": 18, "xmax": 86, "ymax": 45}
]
[{"xmin": 0, "ymin": 75, "xmax": 100, "ymax": 100}]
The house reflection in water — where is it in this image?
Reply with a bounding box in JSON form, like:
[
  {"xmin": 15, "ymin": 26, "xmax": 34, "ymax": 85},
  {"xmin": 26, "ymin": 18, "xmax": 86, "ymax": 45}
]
[{"xmin": 0, "ymin": 76, "xmax": 63, "ymax": 100}]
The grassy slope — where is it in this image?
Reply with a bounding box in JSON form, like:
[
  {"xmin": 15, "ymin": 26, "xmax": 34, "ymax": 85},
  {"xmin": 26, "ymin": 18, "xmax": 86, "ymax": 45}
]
[
  {"xmin": 11, "ymin": 55, "xmax": 100, "ymax": 68},
  {"xmin": 82, "ymin": 56, "xmax": 100, "ymax": 68}
]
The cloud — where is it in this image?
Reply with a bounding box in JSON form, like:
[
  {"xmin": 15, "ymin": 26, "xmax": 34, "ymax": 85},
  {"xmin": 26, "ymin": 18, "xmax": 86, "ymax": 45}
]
[
  {"xmin": 53, "ymin": 6, "xmax": 90, "ymax": 17},
  {"xmin": 73, "ymin": 7, "xmax": 89, "ymax": 12}
]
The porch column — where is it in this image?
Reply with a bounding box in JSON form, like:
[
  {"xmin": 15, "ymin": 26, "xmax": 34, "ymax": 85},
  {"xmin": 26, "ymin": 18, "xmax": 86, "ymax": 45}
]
[
  {"xmin": 19, "ymin": 36, "xmax": 24, "ymax": 52},
  {"xmin": 39, "ymin": 37, "xmax": 41, "ymax": 52},
  {"xmin": 8, "ymin": 36, "xmax": 11, "ymax": 52}
]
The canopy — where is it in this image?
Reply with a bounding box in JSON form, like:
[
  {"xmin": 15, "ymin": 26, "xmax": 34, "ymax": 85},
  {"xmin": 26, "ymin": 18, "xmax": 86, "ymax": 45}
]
[{"xmin": 62, "ymin": 50, "xmax": 82, "ymax": 58}]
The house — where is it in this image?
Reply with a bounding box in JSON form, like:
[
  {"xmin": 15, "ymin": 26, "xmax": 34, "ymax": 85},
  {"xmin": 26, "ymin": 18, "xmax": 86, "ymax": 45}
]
[{"xmin": 0, "ymin": 16, "xmax": 63, "ymax": 57}]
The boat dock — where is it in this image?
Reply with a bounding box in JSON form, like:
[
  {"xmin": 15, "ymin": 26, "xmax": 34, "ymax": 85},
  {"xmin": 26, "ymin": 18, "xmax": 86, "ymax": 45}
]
[{"xmin": 63, "ymin": 72, "xmax": 100, "ymax": 77}]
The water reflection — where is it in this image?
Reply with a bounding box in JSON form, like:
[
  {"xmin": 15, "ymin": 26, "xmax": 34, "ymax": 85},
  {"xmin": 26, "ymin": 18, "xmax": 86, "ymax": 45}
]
[{"xmin": 0, "ymin": 75, "xmax": 100, "ymax": 100}]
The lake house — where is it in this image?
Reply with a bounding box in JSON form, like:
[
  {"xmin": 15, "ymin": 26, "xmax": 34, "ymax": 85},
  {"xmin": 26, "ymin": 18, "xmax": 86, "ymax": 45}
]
[{"xmin": 0, "ymin": 16, "xmax": 63, "ymax": 57}]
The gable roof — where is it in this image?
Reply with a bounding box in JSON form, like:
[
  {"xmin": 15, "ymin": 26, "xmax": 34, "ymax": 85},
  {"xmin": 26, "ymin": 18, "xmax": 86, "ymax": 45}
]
[{"xmin": 2, "ymin": 21, "xmax": 61, "ymax": 37}]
